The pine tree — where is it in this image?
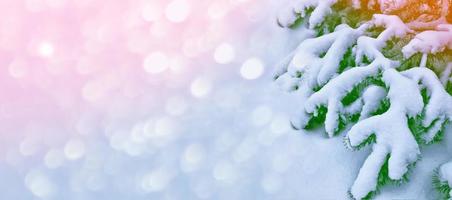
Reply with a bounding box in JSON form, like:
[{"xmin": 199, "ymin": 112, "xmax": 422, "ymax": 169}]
[{"xmin": 274, "ymin": 0, "xmax": 452, "ymax": 199}]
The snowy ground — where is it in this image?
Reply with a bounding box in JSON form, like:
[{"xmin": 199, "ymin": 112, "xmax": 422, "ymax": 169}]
[{"xmin": 0, "ymin": 0, "xmax": 450, "ymax": 199}]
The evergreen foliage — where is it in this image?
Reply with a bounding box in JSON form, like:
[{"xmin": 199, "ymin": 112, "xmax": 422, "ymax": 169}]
[{"xmin": 275, "ymin": 0, "xmax": 452, "ymax": 199}]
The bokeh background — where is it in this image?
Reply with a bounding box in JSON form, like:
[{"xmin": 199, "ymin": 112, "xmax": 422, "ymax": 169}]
[{"xmin": 0, "ymin": 0, "xmax": 451, "ymax": 199}]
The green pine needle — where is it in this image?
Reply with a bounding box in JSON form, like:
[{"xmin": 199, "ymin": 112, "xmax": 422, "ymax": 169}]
[{"xmin": 433, "ymin": 168, "xmax": 452, "ymax": 200}]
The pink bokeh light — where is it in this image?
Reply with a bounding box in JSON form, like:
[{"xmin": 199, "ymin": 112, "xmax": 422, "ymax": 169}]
[{"xmin": 0, "ymin": 0, "xmax": 280, "ymax": 154}]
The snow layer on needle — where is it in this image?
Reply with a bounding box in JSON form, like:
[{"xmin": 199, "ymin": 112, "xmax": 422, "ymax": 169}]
[
  {"xmin": 274, "ymin": 24, "xmax": 361, "ymax": 96},
  {"xmin": 277, "ymin": 2, "xmax": 300, "ymax": 28},
  {"xmin": 423, "ymin": 115, "xmax": 447, "ymax": 144},
  {"xmin": 402, "ymin": 24, "xmax": 452, "ymax": 58},
  {"xmin": 440, "ymin": 63, "xmax": 452, "ymax": 86},
  {"xmin": 340, "ymin": 86, "xmax": 386, "ymax": 118},
  {"xmin": 439, "ymin": 162, "xmax": 452, "ymax": 197},
  {"xmin": 274, "ymin": 52, "xmax": 299, "ymax": 92},
  {"xmin": 306, "ymin": 0, "xmax": 338, "ymax": 29},
  {"xmin": 402, "ymin": 68, "xmax": 452, "ymax": 126},
  {"xmin": 303, "ymin": 64, "xmax": 380, "ymax": 136},
  {"xmin": 277, "ymin": 0, "xmax": 338, "ymax": 28},
  {"xmin": 289, "ymin": 25, "xmax": 361, "ymax": 91},
  {"xmin": 401, "ymin": 67, "xmax": 452, "ymax": 143},
  {"xmin": 275, "ymin": 73, "xmax": 301, "ymax": 92},
  {"xmin": 356, "ymin": 14, "xmax": 411, "ymax": 65},
  {"xmin": 359, "ymin": 85, "xmax": 387, "ymax": 120},
  {"xmin": 348, "ymin": 68, "xmax": 423, "ymax": 199},
  {"xmin": 290, "ymin": 108, "xmax": 312, "ymax": 130},
  {"xmin": 372, "ymin": 14, "xmax": 412, "ymax": 39}
]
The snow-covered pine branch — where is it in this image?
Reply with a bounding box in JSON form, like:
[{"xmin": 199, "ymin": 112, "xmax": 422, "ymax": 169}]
[
  {"xmin": 435, "ymin": 161, "xmax": 452, "ymax": 199},
  {"xmin": 274, "ymin": 0, "xmax": 452, "ymax": 199}
]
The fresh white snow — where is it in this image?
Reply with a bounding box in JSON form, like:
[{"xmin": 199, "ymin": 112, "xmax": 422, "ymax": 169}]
[
  {"xmin": 440, "ymin": 162, "xmax": 452, "ymax": 197},
  {"xmin": 274, "ymin": 1, "xmax": 452, "ymax": 199}
]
